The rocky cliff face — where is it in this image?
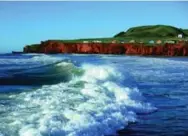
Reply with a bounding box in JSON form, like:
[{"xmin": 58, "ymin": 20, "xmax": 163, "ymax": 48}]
[{"xmin": 24, "ymin": 40, "xmax": 188, "ymax": 56}]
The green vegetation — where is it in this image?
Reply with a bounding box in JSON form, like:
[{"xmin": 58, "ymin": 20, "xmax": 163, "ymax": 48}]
[
  {"xmin": 25, "ymin": 44, "xmax": 40, "ymax": 52},
  {"xmin": 53, "ymin": 37, "xmax": 116, "ymax": 43},
  {"xmin": 114, "ymin": 25, "xmax": 188, "ymax": 38},
  {"xmin": 60, "ymin": 25, "xmax": 188, "ymax": 44},
  {"xmin": 27, "ymin": 25, "xmax": 188, "ymax": 48},
  {"xmin": 183, "ymin": 29, "xmax": 188, "ymax": 35},
  {"xmin": 53, "ymin": 37, "xmax": 136, "ymax": 44}
]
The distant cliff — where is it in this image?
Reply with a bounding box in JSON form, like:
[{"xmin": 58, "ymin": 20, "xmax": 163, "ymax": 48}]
[
  {"xmin": 23, "ymin": 24, "xmax": 188, "ymax": 56},
  {"xmin": 24, "ymin": 40, "xmax": 188, "ymax": 56}
]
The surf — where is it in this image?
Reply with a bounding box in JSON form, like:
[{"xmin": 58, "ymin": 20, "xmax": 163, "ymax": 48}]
[
  {"xmin": 0, "ymin": 55, "xmax": 80, "ymax": 85},
  {"xmin": 0, "ymin": 54, "xmax": 156, "ymax": 136}
]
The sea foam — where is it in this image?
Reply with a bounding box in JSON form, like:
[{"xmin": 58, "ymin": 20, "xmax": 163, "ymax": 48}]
[{"xmin": 0, "ymin": 55, "xmax": 156, "ymax": 136}]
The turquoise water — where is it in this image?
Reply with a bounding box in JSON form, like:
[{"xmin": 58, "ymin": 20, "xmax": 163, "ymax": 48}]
[{"xmin": 0, "ymin": 53, "xmax": 188, "ymax": 136}]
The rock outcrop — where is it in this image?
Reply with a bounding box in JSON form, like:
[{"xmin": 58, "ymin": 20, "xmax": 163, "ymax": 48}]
[{"xmin": 23, "ymin": 40, "xmax": 188, "ymax": 56}]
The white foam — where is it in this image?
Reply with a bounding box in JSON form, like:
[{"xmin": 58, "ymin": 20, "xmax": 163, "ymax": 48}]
[
  {"xmin": 0, "ymin": 54, "xmax": 62, "ymax": 65},
  {"xmin": 80, "ymin": 64, "xmax": 123, "ymax": 83},
  {"xmin": 0, "ymin": 63, "xmax": 156, "ymax": 136}
]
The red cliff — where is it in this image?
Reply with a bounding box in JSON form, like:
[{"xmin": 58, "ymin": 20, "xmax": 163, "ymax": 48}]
[{"xmin": 23, "ymin": 40, "xmax": 188, "ymax": 56}]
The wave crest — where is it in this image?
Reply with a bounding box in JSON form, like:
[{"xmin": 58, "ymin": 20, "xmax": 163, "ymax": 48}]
[{"xmin": 0, "ymin": 63, "xmax": 157, "ymax": 136}]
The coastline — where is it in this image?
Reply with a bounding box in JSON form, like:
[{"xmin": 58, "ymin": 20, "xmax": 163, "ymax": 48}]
[
  {"xmin": 23, "ymin": 40, "xmax": 188, "ymax": 57},
  {"xmin": 11, "ymin": 52, "xmax": 188, "ymax": 58}
]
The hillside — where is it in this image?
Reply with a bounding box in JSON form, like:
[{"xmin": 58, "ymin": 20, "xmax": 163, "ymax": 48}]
[
  {"xmin": 23, "ymin": 24, "xmax": 188, "ymax": 56},
  {"xmin": 183, "ymin": 29, "xmax": 188, "ymax": 35},
  {"xmin": 24, "ymin": 25, "xmax": 188, "ymax": 51},
  {"xmin": 114, "ymin": 25, "xmax": 188, "ymax": 38}
]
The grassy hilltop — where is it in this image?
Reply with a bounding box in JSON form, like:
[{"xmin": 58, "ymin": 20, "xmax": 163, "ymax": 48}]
[
  {"xmin": 27, "ymin": 25, "xmax": 188, "ymax": 48},
  {"xmin": 114, "ymin": 25, "xmax": 188, "ymax": 38},
  {"xmin": 53, "ymin": 25, "xmax": 188, "ymax": 44},
  {"xmin": 183, "ymin": 29, "xmax": 188, "ymax": 35}
]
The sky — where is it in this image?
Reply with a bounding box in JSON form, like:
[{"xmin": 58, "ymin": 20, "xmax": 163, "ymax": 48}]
[{"xmin": 0, "ymin": 1, "xmax": 188, "ymax": 53}]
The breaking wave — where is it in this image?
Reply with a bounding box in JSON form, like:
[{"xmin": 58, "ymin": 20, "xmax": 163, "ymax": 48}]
[
  {"xmin": 0, "ymin": 55, "xmax": 156, "ymax": 136},
  {"xmin": 0, "ymin": 55, "xmax": 75, "ymax": 85}
]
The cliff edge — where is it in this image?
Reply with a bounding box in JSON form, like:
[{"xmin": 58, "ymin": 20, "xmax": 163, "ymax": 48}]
[
  {"xmin": 24, "ymin": 40, "xmax": 188, "ymax": 56},
  {"xmin": 23, "ymin": 25, "xmax": 188, "ymax": 56}
]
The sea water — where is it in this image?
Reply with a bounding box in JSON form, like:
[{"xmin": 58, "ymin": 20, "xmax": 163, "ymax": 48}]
[{"xmin": 0, "ymin": 53, "xmax": 187, "ymax": 136}]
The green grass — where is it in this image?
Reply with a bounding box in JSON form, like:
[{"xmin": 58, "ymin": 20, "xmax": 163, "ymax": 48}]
[
  {"xmin": 56, "ymin": 37, "xmax": 187, "ymax": 44},
  {"xmin": 114, "ymin": 25, "xmax": 188, "ymax": 38},
  {"xmin": 183, "ymin": 29, "xmax": 188, "ymax": 35},
  {"xmin": 28, "ymin": 37, "xmax": 188, "ymax": 49},
  {"xmin": 26, "ymin": 25, "xmax": 188, "ymax": 49},
  {"xmin": 24, "ymin": 44, "xmax": 40, "ymax": 52}
]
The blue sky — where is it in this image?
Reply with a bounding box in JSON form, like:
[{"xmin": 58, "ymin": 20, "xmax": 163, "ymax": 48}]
[{"xmin": 0, "ymin": 1, "xmax": 188, "ymax": 52}]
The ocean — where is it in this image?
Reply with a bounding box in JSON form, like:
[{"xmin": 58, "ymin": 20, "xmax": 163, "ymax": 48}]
[{"xmin": 0, "ymin": 53, "xmax": 188, "ymax": 136}]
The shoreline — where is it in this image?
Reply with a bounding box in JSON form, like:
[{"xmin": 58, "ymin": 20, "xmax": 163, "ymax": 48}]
[
  {"xmin": 10, "ymin": 52, "xmax": 188, "ymax": 58},
  {"xmin": 23, "ymin": 40, "xmax": 188, "ymax": 56}
]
